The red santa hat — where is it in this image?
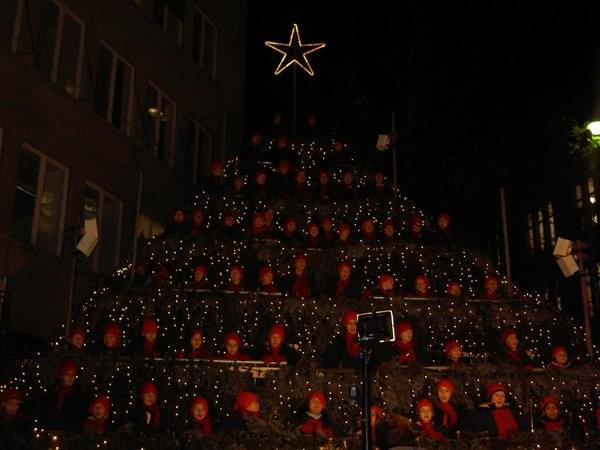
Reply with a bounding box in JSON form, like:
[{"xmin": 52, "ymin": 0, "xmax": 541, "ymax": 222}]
[
  {"xmin": 383, "ymin": 219, "xmax": 395, "ymax": 229},
  {"xmin": 444, "ymin": 340, "xmax": 461, "ymax": 356},
  {"xmin": 539, "ymin": 395, "xmax": 559, "ymax": 411},
  {"xmin": 259, "ymin": 266, "xmax": 273, "ymax": 280},
  {"xmin": 141, "ymin": 319, "xmax": 158, "ymax": 335},
  {"xmin": 224, "ymin": 332, "xmax": 241, "ymax": 345},
  {"xmin": 68, "ymin": 325, "xmax": 86, "ymax": 341},
  {"xmin": 190, "ymin": 328, "xmax": 203, "ymax": 339},
  {"xmin": 318, "ymin": 168, "xmax": 330, "ymax": 179},
  {"xmin": 140, "ymin": 381, "xmax": 159, "ymax": 397},
  {"xmin": 194, "ymin": 264, "xmax": 206, "ymax": 276},
  {"xmin": 89, "ymin": 395, "xmax": 110, "ymax": 416},
  {"xmin": 230, "ymin": 265, "xmax": 244, "ymax": 277},
  {"xmin": 209, "ymin": 160, "xmax": 223, "ymax": 173},
  {"xmin": 436, "ymin": 378, "xmax": 455, "ymax": 394},
  {"xmin": 500, "ymin": 328, "xmax": 517, "ymax": 344},
  {"xmin": 446, "ymin": 281, "xmax": 461, "ymax": 295},
  {"xmin": 59, "ymin": 360, "xmax": 78, "ymax": 376},
  {"xmin": 395, "ymin": 322, "xmax": 413, "ymax": 335},
  {"xmin": 409, "ymin": 214, "xmax": 423, "ymax": 226},
  {"xmin": 294, "ymin": 254, "xmax": 307, "ymax": 264},
  {"xmin": 268, "ymin": 324, "xmax": 285, "ymax": 340},
  {"xmin": 416, "ymin": 398, "xmax": 433, "ymax": 413},
  {"xmin": 338, "ymin": 223, "xmax": 351, "ymax": 234},
  {"xmin": 378, "ymin": 274, "xmax": 395, "ymax": 288},
  {"xmin": 1, "ymin": 388, "xmax": 23, "ymax": 404},
  {"xmin": 552, "ymin": 345, "xmax": 567, "ymax": 359},
  {"xmin": 437, "ymin": 212, "xmax": 451, "ymax": 223},
  {"xmin": 337, "ymin": 262, "xmax": 352, "ymax": 274},
  {"xmin": 342, "ymin": 309, "xmax": 358, "ymax": 325},
  {"xmin": 486, "ymin": 382, "xmax": 506, "ymax": 399},
  {"xmin": 307, "ymin": 391, "xmax": 327, "ymax": 409},
  {"xmin": 234, "ymin": 391, "xmax": 258, "ymax": 413}
]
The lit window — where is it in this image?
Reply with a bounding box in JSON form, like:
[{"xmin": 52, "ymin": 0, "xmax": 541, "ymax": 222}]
[
  {"xmin": 527, "ymin": 213, "xmax": 535, "ymax": 252},
  {"xmin": 185, "ymin": 118, "xmax": 213, "ymax": 185},
  {"xmin": 574, "ymin": 184, "xmax": 583, "ymax": 209},
  {"xmin": 12, "ymin": 143, "xmax": 69, "ymax": 256},
  {"xmin": 191, "ymin": 8, "xmax": 218, "ymax": 79},
  {"xmin": 145, "ymin": 83, "xmax": 177, "ymax": 166},
  {"xmin": 537, "ymin": 208, "xmax": 545, "ymax": 250},
  {"xmin": 547, "ymin": 202, "xmax": 555, "ymax": 246},
  {"xmin": 84, "ymin": 182, "xmax": 123, "ymax": 274},
  {"xmin": 94, "ymin": 43, "xmax": 135, "ymax": 135},
  {"xmin": 137, "ymin": 214, "xmax": 164, "ymax": 239}
]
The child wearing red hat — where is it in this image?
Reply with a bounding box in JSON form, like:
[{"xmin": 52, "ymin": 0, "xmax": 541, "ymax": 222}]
[
  {"xmin": 378, "ymin": 274, "xmax": 396, "ymax": 297},
  {"xmin": 163, "ymin": 208, "xmax": 190, "ymax": 237},
  {"xmin": 478, "ymin": 382, "xmax": 522, "ymax": 440},
  {"xmin": 330, "ymin": 262, "xmax": 360, "ymax": 298},
  {"xmin": 337, "ymin": 223, "xmax": 352, "ymax": 247},
  {"xmin": 250, "ymin": 212, "xmax": 266, "ymax": 239},
  {"xmin": 394, "ymin": 322, "xmax": 417, "ymax": 364},
  {"xmin": 67, "ymin": 325, "xmax": 86, "ymax": 354},
  {"xmin": 222, "ymin": 332, "xmax": 251, "ymax": 361},
  {"xmin": 191, "ymin": 264, "xmax": 210, "ymax": 290},
  {"xmin": 481, "ymin": 274, "xmax": 501, "ymax": 300},
  {"xmin": 258, "ymin": 266, "xmax": 280, "ymax": 294},
  {"xmin": 0, "ymin": 388, "xmax": 30, "ymax": 435},
  {"xmin": 494, "ymin": 328, "xmax": 534, "ymax": 371},
  {"xmin": 225, "ymin": 265, "xmax": 245, "ymax": 292},
  {"xmin": 322, "ymin": 310, "xmax": 361, "ymax": 369},
  {"xmin": 433, "ymin": 378, "xmax": 471, "ymax": 437},
  {"xmin": 84, "ymin": 395, "xmax": 110, "ymax": 434},
  {"xmin": 102, "ymin": 323, "xmax": 121, "ymax": 354},
  {"xmin": 547, "ymin": 345, "xmax": 570, "ymax": 370},
  {"xmin": 286, "ymin": 254, "xmax": 317, "ymax": 298},
  {"xmin": 261, "ymin": 324, "xmax": 299, "ymax": 365},
  {"xmin": 139, "ymin": 318, "xmax": 161, "ymax": 358},
  {"xmin": 297, "ymin": 391, "xmax": 336, "ymax": 438},
  {"xmin": 411, "ymin": 274, "xmax": 430, "ymax": 298},
  {"xmin": 538, "ymin": 395, "xmax": 566, "ymax": 432},
  {"xmin": 360, "ymin": 218, "xmax": 377, "ymax": 243},
  {"xmin": 446, "ymin": 281, "xmax": 462, "ymax": 299},
  {"xmin": 189, "ymin": 208, "xmax": 205, "ymax": 238},
  {"xmin": 226, "ymin": 391, "xmax": 261, "ymax": 431},
  {"xmin": 306, "ymin": 222, "xmax": 321, "ymax": 248},
  {"xmin": 415, "ymin": 399, "xmax": 444, "ymax": 440},
  {"xmin": 189, "ymin": 396, "xmax": 212, "ymax": 435},
  {"xmin": 382, "ymin": 219, "xmax": 396, "ymax": 243},
  {"xmin": 178, "ymin": 328, "xmax": 212, "ymax": 360},
  {"xmin": 405, "ymin": 214, "xmax": 425, "ymax": 242},
  {"xmin": 320, "ymin": 216, "xmax": 336, "ymax": 247},
  {"xmin": 314, "ymin": 169, "xmax": 336, "ymax": 204},
  {"xmin": 280, "ymin": 216, "xmax": 302, "ymax": 246},
  {"xmin": 444, "ymin": 340, "xmax": 466, "ymax": 366},
  {"xmin": 134, "ymin": 381, "xmax": 162, "ymax": 434}
]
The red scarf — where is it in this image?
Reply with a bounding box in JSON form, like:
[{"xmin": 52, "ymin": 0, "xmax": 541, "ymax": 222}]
[
  {"xmin": 144, "ymin": 403, "xmax": 161, "ymax": 430},
  {"xmin": 143, "ymin": 340, "xmax": 159, "ymax": 358},
  {"xmin": 193, "ymin": 415, "xmax": 213, "ymax": 435},
  {"xmin": 188, "ymin": 348, "xmax": 209, "ymax": 359},
  {"xmin": 263, "ymin": 345, "xmax": 287, "ymax": 364},
  {"xmin": 299, "ymin": 416, "xmax": 334, "ymax": 438},
  {"xmin": 345, "ymin": 332, "xmax": 360, "ymax": 358},
  {"xmin": 420, "ymin": 420, "xmax": 444, "ymax": 440},
  {"xmin": 84, "ymin": 416, "xmax": 108, "ymax": 434},
  {"xmin": 224, "ymin": 352, "xmax": 250, "ymax": 361},
  {"xmin": 292, "ymin": 274, "xmax": 311, "ymax": 298},
  {"xmin": 506, "ymin": 349, "xmax": 522, "ymax": 364},
  {"xmin": 335, "ymin": 278, "xmax": 350, "ymax": 296},
  {"xmin": 542, "ymin": 418, "xmax": 564, "ymax": 431},
  {"xmin": 395, "ymin": 340, "xmax": 416, "ymax": 363},
  {"xmin": 491, "ymin": 408, "xmax": 519, "ymax": 439},
  {"xmin": 436, "ymin": 402, "xmax": 458, "ymax": 429},
  {"xmin": 227, "ymin": 282, "xmax": 243, "ymax": 292}
]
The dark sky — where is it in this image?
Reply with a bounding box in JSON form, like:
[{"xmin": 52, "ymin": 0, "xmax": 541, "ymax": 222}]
[{"xmin": 244, "ymin": 1, "xmax": 600, "ymax": 245}]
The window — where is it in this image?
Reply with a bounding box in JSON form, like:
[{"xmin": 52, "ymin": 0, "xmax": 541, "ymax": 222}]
[
  {"xmin": 12, "ymin": 143, "xmax": 69, "ymax": 256},
  {"xmin": 137, "ymin": 214, "xmax": 164, "ymax": 239},
  {"xmin": 191, "ymin": 8, "xmax": 217, "ymax": 79},
  {"xmin": 547, "ymin": 202, "xmax": 555, "ymax": 246},
  {"xmin": 13, "ymin": 0, "xmax": 85, "ymax": 97},
  {"xmin": 536, "ymin": 208, "xmax": 545, "ymax": 251},
  {"xmin": 526, "ymin": 213, "xmax": 535, "ymax": 253},
  {"xmin": 574, "ymin": 184, "xmax": 583, "ymax": 210},
  {"xmin": 153, "ymin": 0, "xmax": 184, "ymax": 48},
  {"xmin": 185, "ymin": 118, "xmax": 212, "ymax": 185},
  {"xmin": 145, "ymin": 83, "xmax": 177, "ymax": 165},
  {"xmin": 94, "ymin": 43, "xmax": 134, "ymax": 134},
  {"xmin": 83, "ymin": 182, "xmax": 123, "ymax": 274}
]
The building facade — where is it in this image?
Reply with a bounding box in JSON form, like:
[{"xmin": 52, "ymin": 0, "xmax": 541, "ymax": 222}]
[{"xmin": 0, "ymin": 0, "xmax": 247, "ymax": 339}]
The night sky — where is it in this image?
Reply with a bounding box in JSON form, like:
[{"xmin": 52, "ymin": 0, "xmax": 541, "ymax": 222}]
[{"xmin": 244, "ymin": 1, "xmax": 600, "ymax": 249}]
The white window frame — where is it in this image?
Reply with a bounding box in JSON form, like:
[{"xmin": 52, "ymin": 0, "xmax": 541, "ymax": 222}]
[
  {"xmin": 147, "ymin": 81, "xmax": 178, "ymax": 167},
  {"xmin": 85, "ymin": 180, "xmax": 123, "ymax": 272},
  {"xmin": 13, "ymin": 0, "xmax": 86, "ymax": 97},
  {"xmin": 188, "ymin": 118, "xmax": 213, "ymax": 184},
  {"xmin": 191, "ymin": 7, "xmax": 218, "ymax": 80},
  {"xmin": 19, "ymin": 142, "xmax": 69, "ymax": 256},
  {"xmin": 97, "ymin": 41, "xmax": 135, "ymax": 136}
]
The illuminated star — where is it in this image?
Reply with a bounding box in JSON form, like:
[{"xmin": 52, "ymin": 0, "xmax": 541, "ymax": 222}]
[{"xmin": 265, "ymin": 24, "xmax": 326, "ymax": 76}]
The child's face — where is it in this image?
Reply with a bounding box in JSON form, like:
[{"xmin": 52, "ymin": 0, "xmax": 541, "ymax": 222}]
[
  {"xmin": 319, "ymin": 172, "xmax": 329, "ymax": 184},
  {"xmin": 143, "ymin": 392, "xmax": 157, "ymax": 407},
  {"xmin": 71, "ymin": 334, "xmax": 84, "ymax": 349},
  {"xmin": 381, "ymin": 279, "xmax": 394, "ymax": 291},
  {"xmin": 264, "ymin": 209, "xmax": 274, "ymax": 222},
  {"xmin": 225, "ymin": 339, "xmax": 240, "ymax": 355},
  {"xmin": 449, "ymin": 346, "xmax": 462, "ymax": 362},
  {"xmin": 296, "ymin": 171, "xmax": 306, "ymax": 184},
  {"xmin": 419, "ymin": 406, "xmax": 433, "ymax": 423},
  {"xmin": 411, "ymin": 222, "xmax": 422, "ymax": 233},
  {"xmin": 193, "ymin": 211, "xmax": 203, "ymax": 224},
  {"xmin": 343, "ymin": 173, "xmax": 353, "ymax": 185},
  {"xmin": 269, "ymin": 334, "xmax": 282, "ymax": 349},
  {"xmin": 437, "ymin": 386, "xmax": 452, "ymax": 404},
  {"xmin": 448, "ymin": 284, "xmax": 461, "ymax": 297},
  {"xmin": 544, "ymin": 402, "xmax": 560, "ymax": 421},
  {"xmin": 345, "ymin": 320, "xmax": 357, "ymax": 335},
  {"xmin": 308, "ymin": 397, "xmax": 324, "ymax": 415},
  {"xmin": 104, "ymin": 333, "xmax": 118, "ymax": 349},
  {"xmin": 362, "ymin": 221, "xmax": 374, "ymax": 234},
  {"xmin": 143, "ymin": 330, "xmax": 157, "ymax": 343},
  {"xmin": 400, "ymin": 329, "xmax": 413, "ymax": 343},
  {"xmin": 253, "ymin": 217, "xmax": 264, "ymax": 229},
  {"xmin": 261, "ymin": 272, "xmax": 273, "ymax": 285},
  {"xmin": 384, "ymin": 225, "xmax": 394, "ymax": 237},
  {"xmin": 491, "ymin": 391, "xmax": 506, "ymax": 408},
  {"xmin": 194, "ymin": 268, "xmax": 205, "ymax": 282},
  {"xmin": 554, "ymin": 350, "xmax": 568, "ymax": 365},
  {"xmin": 62, "ymin": 371, "xmax": 76, "ymax": 387},
  {"xmin": 485, "ymin": 279, "xmax": 498, "ymax": 293},
  {"xmin": 190, "ymin": 333, "xmax": 202, "ymax": 350},
  {"xmin": 309, "ymin": 226, "xmax": 319, "ymax": 237},
  {"xmin": 506, "ymin": 335, "xmax": 519, "ymax": 351},
  {"xmin": 250, "ymin": 133, "xmax": 261, "ymax": 146},
  {"xmin": 230, "ymin": 269, "xmax": 242, "ymax": 284},
  {"xmin": 437, "ymin": 216, "xmax": 449, "ymax": 230},
  {"xmin": 285, "ymin": 221, "xmax": 296, "ymax": 233},
  {"xmin": 4, "ymin": 399, "xmax": 20, "ymax": 416},
  {"xmin": 193, "ymin": 403, "xmax": 207, "ymax": 421},
  {"xmin": 375, "ymin": 173, "xmax": 384, "ymax": 184},
  {"xmin": 174, "ymin": 211, "xmax": 185, "ymax": 223},
  {"xmin": 247, "ymin": 400, "xmax": 260, "ymax": 413},
  {"xmin": 339, "ymin": 266, "xmax": 351, "ymax": 281},
  {"xmin": 295, "ymin": 258, "xmax": 306, "ymax": 272},
  {"xmin": 322, "ymin": 221, "xmax": 332, "ymax": 232},
  {"xmin": 224, "ymin": 216, "xmax": 235, "ymax": 227},
  {"xmin": 234, "ymin": 178, "xmax": 244, "ymax": 190},
  {"xmin": 279, "ymin": 162, "xmax": 290, "ymax": 174},
  {"xmin": 334, "ymin": 141, "xmax": 344, "ymax": 152},
  {"xmin": 415, "ymin": 279, "xmax": 427, "ymax": 293},
  {"xmin": 339, "ymin": 228, "xmax": 350, "ymax": 240},
  {"xmin": 93, "ymin": 403, "xmax": 107, "ymax": 420},
  {"xmin": 255, "ymin": 173, "xmax": 266, "ymax": 185}
]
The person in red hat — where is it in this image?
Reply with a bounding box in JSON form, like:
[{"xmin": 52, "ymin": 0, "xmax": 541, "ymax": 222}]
[
  {"xmin": 415, "ymin": 399, "xmax": 444, "ymax": 441},
  {"xmin": 215, "ymin": 211, "xmax": 241, "ymax": 240},
  {"xmin": 40, "ymin": 360, "xmax": 87, "ymax": 432},
  {"xmin": 547, "ymin": 345, "xmax": 570, "ymax": 370},
  {"xmin": 377, "ymin": 274, "xmax": 396, "ymax": 297},
  {"xmin": 258, "ymin": 266, "xmax": 280, "ymax": 294},
  {"xmin": 411, "ymin": 274, "xmax": 430, "ymax": 298},
  {"xmin": 67, "ymin": 325, "xmax": 86, "ymax": 354},
  {"xmin": 336, "ymin": 223, "xmax": 352, "ymax": 247},
  {"xmin": 102, "ymin": 323, "xmax": 121, "ymax": 354},
  {"xmin": 225, "ymin": 265, "xmax": 245, "ymax": 292},
  {"xmin": 538, "ymin": 395, "xmax": 566, "ymax": 432},
  {"xmin": 394, "ymin": 322, "xmax": 417, "ymax": 364},
  {"xmin": 133, "ymin": 381, "xmax": 162, "ymax": 434},
  {"xmin": 263, "ymin": 207, "xmax": 276, "ymax": 237},
  {"xmin": 0, "ymin": 388, "xmax": 30, "ymax": 435},
  {"xmin": 225, "ymin": 391, "xmax": 261, "ymax": 431},
  {"xmin": 178, "ymin": 328, "xmax": 212, "ymax": 360},
  {"xmin": 260, "ymin": 324, "xmax": 299, "ymax": 365},
  {"xmin": 320, "ymin": 216, "xmax": 336, "ymax": 247},
  {"xmin": 138, "ymin": 318, "xmax": 161, "ymax": 358},
  {"xmin": 340, "ymin": 169, "xmax": 357, "ymax": 202},
  {"xmin": 433, "ymin": 379, "xmax": 471, "ymax": 437},
  {"xmin": 404, "ymin": 213, "xmax": 427, "ymax": 243},
  {"xmin": 222, "ymin": 332, "xmax": 251, "ymax": 361},
  {"xmin": 189, "ymin": 396, "xmax": 212, "ymax": 435},
  {"xmin": 478, "ymin": 382, "xmax": 522, "ymax": 440},
  {"xmin": 369, "ymin": 170, "xmax": 393, "ymax": 200},
  {"xmin": 273, "ymin": 158, "xmax": 293, "ymax": 199},
  {"xmin": 481, "ymin": 274, "xmax": 501, "ymax": 300},
  {"xmin": 444, "ymin": 340, "xmax": 466, "ymax": 366},
  {"xmin": 250, "ymin": 212, "xmax": 266, "ymax": 239},
  {"xmin": 280, "ymin": 216, "xmax": 302, "ymax": 246},
  {"xmin": 189, "ymin": 208, "xmax": 205, "ymax": 238},
  {"xmin": 229, "ymin": 175, "xmax": 247, "ymax": 199},
  {"xmin": 494, "ymin": 328, "xmax": 533, "ymax": 371},
  {"xmin": 382, "ymin": 219, "xmax": 396, "ymax": 243},
  {"xmin": 202, "ymin": 160, "xmax": 224, "ymax": 194},
  {"xmin": 163, "ymin": 208, "xmax": 190, "ymax": 237},
  {"xmin": 446, "ymin": 281, "xmax": 462, "ymax": 299},
  {"xmin": 152, "ymin": 264, "xmax": 170, "ymax": 288},
  {"xmin": 191, "ymin": 264, "xmax": 210, "ymax": 290},
  {"xmin": 360, "ymin": 218, "xmax": 377, "ymax": 243},
  {"xmin": 322, "ymin": 310, "xmax": 361, "ymax": 369},
  {"xmin": 293, "ymin": 169, "xmax": 311, "ymax": 203},
  {"xmin": 433, "ymin": 212, "xmax": 453, "ymax": 243},
  {"xmin": 285, "ymin": 253, "xmax": 317, "ymax": 298},
  {"xmin": 251, "ymin": 168, "xmax": 269, "ymax": 202},
  {"xmin": 329, "ymin": 261, "xmax": 360, "ymax": 299},
  {"xmin": 306, "ymin": 222, "xmax": 321, "ymax": 248},
  {"xmin": 296, "ymin": 390, "xmax": 336, "ymax": 438},
  {"xmin": 84, "ymin": 395, "xmax": 110, "ymax": 434},
  {"xmin": 314, "ymin": 168, "xmax": 336, "ymax": 204},
  {"xmin": 369, "ymin": 405, "xmax": 385, "ymax": 444}
]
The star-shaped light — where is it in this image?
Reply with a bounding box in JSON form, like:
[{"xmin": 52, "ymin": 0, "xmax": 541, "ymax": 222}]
[{"xmin": 265, "ymin": 24, "xmax": 326, "ymax": 76}]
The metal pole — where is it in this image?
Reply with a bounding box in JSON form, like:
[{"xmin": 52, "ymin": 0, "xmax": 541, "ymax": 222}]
[
  {"xmin": 130, "ymin": 171, "xmax": 144, "ymax": 284},
  {"xmin": 292, "ymin": 65, "xmax": 297, "ymax": 137},
  {"xmin": 360, "ymin": 320, "xmax": 372, "ymax": 450},
  {"xmin": 391, "ymin": 112, "xmax": 398, "ymax": 194},
  {"xmin": 500, "ymin": 188, "xmax": 512, "ymax": 284},
  {"xmin": 64, "ymin": 253, "xmax": 77, "ymax": 339},
  {"xmin": 576, "ymin": 245, "xmax": 594, "ymax": 356}
]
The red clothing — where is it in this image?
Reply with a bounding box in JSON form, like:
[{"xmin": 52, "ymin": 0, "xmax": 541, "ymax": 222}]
[
  {"xmin": 84, "ymin": 416, "xmax": 107, "ymax": 434},
  {"xmin": 420, "ymin": 421, "xmax": 444, "ymax": 440},
  {"xmin": 492, "ymin": 408, "xmax": 519, "ymax": 439},
  {"xmin": 542, "ymin": 418, "xmax": 565, "ymax": 431},
  {"xmin": 143, "ymin": 340, "xmax": 160, "ymax": 358},
  {"xmin": 262, "ymin": 345, "xmax": 287, "ymax": 364},
  {"xmin": 335, "ymin": 278, "xmax": 350, "ymax": 296},
  {"xmin": 193, "ymin": 416, "xmax": 213, "ymax": 435},
  {"xmin": 299, "ymin": 416, "xmax": 334, "ymax": 438},
  {"xmin": 223, "ymin": 352, "xmax": 251, "ymax": 361},
  {"xmin": 260, "ymin": 283, "xmax": 279, "ymax": 294},
  {"xmin": 292, "ymin": 274, "xmax": 311, "ymax": 298},
  {"xmin": 345, "ymin": 332, "xmax": 360, "ymax": 358},
  {"xmin": 395, "ymin": 340, "xmax": 417, "ymax": 363},
  {"xmin": 436, "ymin": 402, "xmax": 458, "ymax": 429}
]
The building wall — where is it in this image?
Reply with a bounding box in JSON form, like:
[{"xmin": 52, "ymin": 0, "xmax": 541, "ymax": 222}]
[{"xmin": 0, "ymin": 0, "xmax": 247, "ymax": 338}]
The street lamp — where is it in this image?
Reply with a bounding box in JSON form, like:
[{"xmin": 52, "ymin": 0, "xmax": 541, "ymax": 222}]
[{"xmin": 586, "ymin": 121, "xmax": 600, "ymax": 140}]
